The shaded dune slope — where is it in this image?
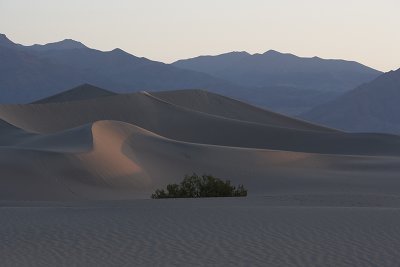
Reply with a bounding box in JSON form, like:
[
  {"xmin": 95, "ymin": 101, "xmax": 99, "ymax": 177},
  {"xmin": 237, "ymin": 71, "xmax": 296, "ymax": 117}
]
[
  {"xmin": 152, "ymin": 89, "xmax": 334, "ymax": 132},
  {"xmin": 1, "ymin": 89, "xmax": 400, "ymax": 201},
  {"xmin": 0, "ymin": 117, "xmax": 92, "ymax": 152},
  {"xmin": 0, "ymin": 119, "xmax": 34, "ymax": 145},
  {"xmin": 0, "ymin": 91, "xmax": 400, "ymax": 156},
  {"xmin": 1, "ymin": 120, "xmax": 400, "ymax": 201}
]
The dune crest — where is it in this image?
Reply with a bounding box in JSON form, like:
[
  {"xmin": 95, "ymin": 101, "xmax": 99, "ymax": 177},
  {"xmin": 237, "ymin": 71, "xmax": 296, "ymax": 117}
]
[
  {"xmin": 76, "ymin": 121, "xmax": 152, "ymax": 190},
  {"xmin": 1, "ymin": 91, "xmax": 400, "ymax": 156},
  {"xmin": 0, "ymin": 89, "xmax": 400, "ymax": 201}
]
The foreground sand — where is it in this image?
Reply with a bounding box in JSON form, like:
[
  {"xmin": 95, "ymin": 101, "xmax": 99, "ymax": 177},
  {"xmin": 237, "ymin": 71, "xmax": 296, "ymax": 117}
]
[{"xmin": 2, "ymin": 196, "xmax": 400, "ymax": 267}]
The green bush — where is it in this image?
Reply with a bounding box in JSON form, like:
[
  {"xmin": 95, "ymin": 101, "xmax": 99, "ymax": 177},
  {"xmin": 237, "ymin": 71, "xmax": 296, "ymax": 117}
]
[{"xmin": 151, "ymin": 173, "xmax": 247, "ymax": 199}]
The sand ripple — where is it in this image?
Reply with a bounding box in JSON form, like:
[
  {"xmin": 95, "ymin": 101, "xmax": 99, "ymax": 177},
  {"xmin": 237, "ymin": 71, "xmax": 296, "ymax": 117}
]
[{"xmin": 1, "ymin": 198, "xmax": 400, "ymax": 266}]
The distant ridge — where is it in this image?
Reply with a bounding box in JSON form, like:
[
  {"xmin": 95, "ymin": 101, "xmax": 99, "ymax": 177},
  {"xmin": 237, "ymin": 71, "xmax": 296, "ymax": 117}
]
[
  {"xmin": 28, "ymin": 39, "xmax": 87, "ymax": 51},
  {"xmin": 171, "ymin": 50, "xmax": 384, "ymax": 114},
  {"xmin": 0, "ymin": 34, "xmax": 383, "ymax": 115},
  {"xmin": 302, "ymin": 68, "xmax": 400, "ymax": 134},
  {"xmin": 0, "ymin": 34, "xmax": 87, "ymax": 51},
  {"xmin": 33, "ymin": 84, "xmax": 116, "ymax": 103},
  {"xmin": 0, "ymin": 34, "xmax": 237, "ymax": 103},
  {"xmin": 173, "ymin": 50, "xmax": 381, "ymax": 91}
]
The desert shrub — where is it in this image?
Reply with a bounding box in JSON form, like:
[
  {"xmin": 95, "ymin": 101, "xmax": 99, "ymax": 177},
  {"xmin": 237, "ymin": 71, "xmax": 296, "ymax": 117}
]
[{"xmin": 151, "ymin": 173, "xmax": 247, "ymax": 199}]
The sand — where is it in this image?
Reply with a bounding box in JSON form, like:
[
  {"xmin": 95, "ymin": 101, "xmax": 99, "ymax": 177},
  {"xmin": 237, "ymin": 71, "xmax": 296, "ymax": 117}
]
[
  {"xmin": 2, "ymin": 197, "xmax": 400, "ymax": 267},
  {"xmin": 0, "ymin": 89, "xmax": 400, "ymax": 266},
  {"xmin": 0, "ymin": 92, "xmax": 400, "ymax": 156},
  {"xmin": 0, "ymin": 119, "xmax": 400, "ymax": 200},
  {"xmin": 0, "ymin": 89, "xmax": 399, "ymax": 200},
  {"xmin": 152, "ymin": 89, "xmax": 334, "ymax": 132}
]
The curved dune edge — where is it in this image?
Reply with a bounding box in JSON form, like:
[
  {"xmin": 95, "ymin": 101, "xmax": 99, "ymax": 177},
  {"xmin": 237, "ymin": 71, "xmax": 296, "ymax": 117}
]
[
  {"xmin": 0, "ymin": 90, "xmax": 330, "ymax": 133},
  {"xmin": 1, "ymin": 119, "xmax": 400, "ymax": 201},
  {"xmin": 46, "ymin": 120, "xmax": 400, "ymax": 199},
  {"xmin": 1, "ymin": 92, "xmax": 400, "ymax": 156},
  {"xmin": 74, "ymin": 121, "xmax": 153, "ymax": 191},
  {"xmin": 1, "ymin": 88, "xmax": 400, "ymax": 201}
]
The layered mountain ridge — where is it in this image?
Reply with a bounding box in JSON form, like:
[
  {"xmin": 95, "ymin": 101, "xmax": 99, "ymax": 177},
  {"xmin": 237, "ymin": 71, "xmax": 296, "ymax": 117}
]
[{"xmin": 0, "ymin": 34, "xmax": 382, "ymax": 115}]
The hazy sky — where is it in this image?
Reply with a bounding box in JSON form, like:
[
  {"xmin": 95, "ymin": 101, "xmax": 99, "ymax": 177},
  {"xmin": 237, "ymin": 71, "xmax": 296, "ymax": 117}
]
[{"xmin": 1, "ymin": 0, "xmax": 399, "ymax": 71}]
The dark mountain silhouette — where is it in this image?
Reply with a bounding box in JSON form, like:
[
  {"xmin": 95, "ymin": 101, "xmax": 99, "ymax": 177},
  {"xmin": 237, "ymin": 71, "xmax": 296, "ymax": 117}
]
[
  {"xmin": 0, "ymin": 44, "xmax": 85, "ymax": 101},
  {"xmin": 173, "ymin": 50, "xmax": 381, "ymax": 92},
  {"xmin": 222, "ymin": 85, "xmax": 340, "ymax": 115},
  {"xmin": 0, "ymin": 34, "xmax": 237, "ymax": 103},
  {"xmin": 33, "ymin": 84, "xmax": 116, "ymax": 103},
  {"xmin": 1, "ymin": 34, "xmax": 87, "ymax": 51},
  {"xmin": 302, "ymin": 69, "xmax": 400, "ymax": 134},
  {"xmin": 0, "ymin": 34, "xmax": 17, "ymax": 48},
  {"xmin": 0, "ymin": 34, "xmax": 382, "ymax": 115},
  {"xmin": 28, "ymin": 39, "xmax": 88, "ymax": 51}
]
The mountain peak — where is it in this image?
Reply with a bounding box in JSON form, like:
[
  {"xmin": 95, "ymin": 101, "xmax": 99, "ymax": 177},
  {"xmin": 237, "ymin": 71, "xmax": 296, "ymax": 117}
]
[
  {"xmin": 29, "ymin": 38, "xmax": 87, "ymax": 51},
  {"xmin": 262, "ymin": 50, "xmax": 297, "ymax": 58},
  {"xmin": 263, "ymin": 49, "xmax": 282, "ymax": 55},
  {"xmin": 59, "ymin": 38, "xmax": 86, "ymax": 47},
  {"xmin": 0, "ymin": 33, "xmax": 16, "ymax": 47},
  {"xmin": 45, "ymin": 39, "xmax": 87, "ymax": 49},
  {"xmin": 111, "ymin": 48, "xmax": 126, "ymax": 53}
]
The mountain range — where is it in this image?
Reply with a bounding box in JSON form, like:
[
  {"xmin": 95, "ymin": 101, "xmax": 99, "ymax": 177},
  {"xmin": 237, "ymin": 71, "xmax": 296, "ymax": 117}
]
[
  {"xmin": 0, "ymin": 34, "xmax": 381, "ymax": 115},
  {"xmin": 0, "ymin": 34, "xmax": 234, "ymax": 103},
  {"xmin": 173, "ymin": 50, "xmax": 380, "ymax": 92},
  {"xmin": 302, "ymin": 68, "xmax": 400, "ymax": 134},
  {"xmin": 3, "ymin": 34, "xmax": 400, "ymax": 134}
]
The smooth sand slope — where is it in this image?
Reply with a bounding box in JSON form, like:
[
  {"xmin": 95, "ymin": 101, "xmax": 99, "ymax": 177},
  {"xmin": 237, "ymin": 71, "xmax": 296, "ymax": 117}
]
[
  {"xmin": 1, "ymin": 91, "xmax": 400, "ymax": 156},
  {"xmin": 0, "ymin": 88, "xmax": 399, "ymax": 200},
  {"xmin": 152, "ymin": 89, "xmax": 335, "ymax": 132},
  {"xmin": 1, "ymin": 120, "xmax": 400, "ymax": 200},
  {"xmin": 0, "ymin": 119, "xmax": 35, "ymax": 145}
]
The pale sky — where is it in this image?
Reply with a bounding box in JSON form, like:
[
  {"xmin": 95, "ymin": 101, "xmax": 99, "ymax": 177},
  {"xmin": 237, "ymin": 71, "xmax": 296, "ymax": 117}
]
[{"xmin": 1, "ymin": 0, "xmax": 399, "ymax": 72}]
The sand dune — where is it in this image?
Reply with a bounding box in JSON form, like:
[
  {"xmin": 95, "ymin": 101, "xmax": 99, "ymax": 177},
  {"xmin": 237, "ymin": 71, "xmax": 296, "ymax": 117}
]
[
  {"xmin": 1, "ymin": 89, "xmax": 400, "ymax": 266},
  {"xmin": 1, "ymin": 120, "xmax": 400, "ymax": 201},
  {"xmin": 1, "ymin": 91, "xmax": 400, "ymax": 156},
  {"xmin": 152, "ymin": 89, "xmax": 334, "ymax": 132},
  {"xmin": 0, "ymin": 89, "xmax": 399, "ymax": 201},
  {"xmin": 0, "ymin": 117, "xmax": 92, "ymax": 152}
]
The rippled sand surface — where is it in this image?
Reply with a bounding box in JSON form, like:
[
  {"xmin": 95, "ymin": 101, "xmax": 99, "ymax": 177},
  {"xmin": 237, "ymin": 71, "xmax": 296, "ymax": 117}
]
[{"xmin": 2, "ymin": 196, "xmax": 400, "ymax": 267}]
